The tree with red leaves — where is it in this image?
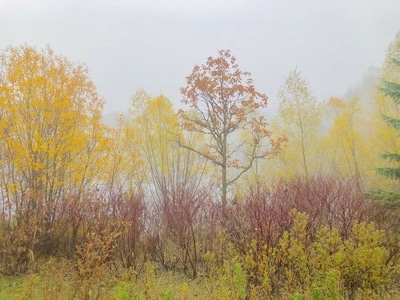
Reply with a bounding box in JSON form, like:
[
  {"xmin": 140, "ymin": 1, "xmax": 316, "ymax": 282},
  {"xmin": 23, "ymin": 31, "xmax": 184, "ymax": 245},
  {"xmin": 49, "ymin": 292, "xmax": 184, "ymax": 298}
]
[{"xmin": 179, "ymin": 50, "xmax": 285, "ymax": 212}]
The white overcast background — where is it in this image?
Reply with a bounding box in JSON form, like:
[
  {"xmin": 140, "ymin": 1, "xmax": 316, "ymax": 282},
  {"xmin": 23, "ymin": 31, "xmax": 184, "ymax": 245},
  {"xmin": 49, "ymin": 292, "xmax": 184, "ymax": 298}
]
[{"xmin": 1, "ymin": 0, "xmax": 399, "ymax": 114}]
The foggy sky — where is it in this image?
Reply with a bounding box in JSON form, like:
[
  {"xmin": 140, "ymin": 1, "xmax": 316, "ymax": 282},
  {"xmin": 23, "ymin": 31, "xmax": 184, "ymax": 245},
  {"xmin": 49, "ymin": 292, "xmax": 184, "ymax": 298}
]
[{"xmin": 1, "ymin": 0, "xmax": 399, "ymax": 113}]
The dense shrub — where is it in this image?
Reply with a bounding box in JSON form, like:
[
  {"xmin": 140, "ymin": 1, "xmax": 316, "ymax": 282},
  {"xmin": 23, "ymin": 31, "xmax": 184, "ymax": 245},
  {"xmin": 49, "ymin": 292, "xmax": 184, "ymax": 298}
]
[{"xmin": 0, "ymin": 175, "xmax": 399, "ymax": 299}]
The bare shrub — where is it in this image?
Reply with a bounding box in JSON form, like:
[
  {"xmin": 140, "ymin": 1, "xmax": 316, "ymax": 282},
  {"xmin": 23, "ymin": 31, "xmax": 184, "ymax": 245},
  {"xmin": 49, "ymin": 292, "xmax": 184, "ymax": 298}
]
[{"xmin": 147, "ymin": 183, "xmax": 211, "ymax": 278}]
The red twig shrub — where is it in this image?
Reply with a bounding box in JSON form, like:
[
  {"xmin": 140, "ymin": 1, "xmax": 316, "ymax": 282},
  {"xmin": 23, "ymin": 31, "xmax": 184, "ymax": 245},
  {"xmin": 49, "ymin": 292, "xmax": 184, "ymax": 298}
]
[{"xmin": 223, "ymin": 175, "xmax": 374, "ymax": 254}]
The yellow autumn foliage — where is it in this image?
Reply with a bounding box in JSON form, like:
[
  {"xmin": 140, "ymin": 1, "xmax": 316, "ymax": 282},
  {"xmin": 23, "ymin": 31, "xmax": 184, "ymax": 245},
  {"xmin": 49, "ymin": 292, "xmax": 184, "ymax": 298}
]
[
  {"xmin": 321, "ymin": 97, "xmax": 368, "ymax": 191},
  {"xmin": 0, "ymin": 45, "xmax": 108, "ymax": 220}
]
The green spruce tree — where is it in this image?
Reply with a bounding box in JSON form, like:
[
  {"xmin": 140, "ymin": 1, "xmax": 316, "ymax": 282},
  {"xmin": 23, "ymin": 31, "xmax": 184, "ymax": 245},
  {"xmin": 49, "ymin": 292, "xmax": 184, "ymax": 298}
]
[
  {"xmin": 377, "ymin": 58, "xmax": 400, "ymax": 183},
  {"xmin": 371, "ymin": 51, "xmax": 400, "ymax": 207}
]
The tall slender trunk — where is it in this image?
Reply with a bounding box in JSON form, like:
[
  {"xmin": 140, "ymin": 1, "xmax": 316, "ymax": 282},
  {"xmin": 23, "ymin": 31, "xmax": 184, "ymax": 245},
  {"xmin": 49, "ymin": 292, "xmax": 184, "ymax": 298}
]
[
  {"xmin": 222, "ymin": 163, "xmax": 227, "ymax": 215},
  {"xmin": 222, "ymin": 133, "xmax": 227, "ymax": 216},
  {"xmin": 302, "ymin": 140, "xmax": 309, "ymax": 179},
  {"xmin": 351, "ymin": 148, "xmax": 363, "ymax": 192},
  {"xmin": 222, "ymin": 96, "xmax": 228, "ymax": 216}
]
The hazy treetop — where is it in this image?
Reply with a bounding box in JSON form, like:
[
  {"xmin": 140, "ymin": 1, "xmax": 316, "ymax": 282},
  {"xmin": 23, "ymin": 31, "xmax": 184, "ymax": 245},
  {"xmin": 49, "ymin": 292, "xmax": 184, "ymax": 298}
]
[{"xmin": 0, "ymin": 0, "xmax": 399, "ymax": 113}]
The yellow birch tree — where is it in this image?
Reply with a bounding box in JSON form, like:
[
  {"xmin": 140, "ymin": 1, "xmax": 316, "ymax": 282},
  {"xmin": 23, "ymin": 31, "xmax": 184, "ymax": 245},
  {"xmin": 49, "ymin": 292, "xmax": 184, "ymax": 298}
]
[
  {"xmin": 321, "ymin": 97, "xmax": 368, "ymax": 191},
  {"xmin": 0, "ymin": 45, "xmax": 108, "ymax": 254},
  {"xmin": 273, "ymin": 69, "xmax": 322, "ymax": 179}
]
